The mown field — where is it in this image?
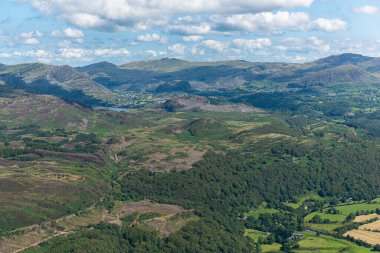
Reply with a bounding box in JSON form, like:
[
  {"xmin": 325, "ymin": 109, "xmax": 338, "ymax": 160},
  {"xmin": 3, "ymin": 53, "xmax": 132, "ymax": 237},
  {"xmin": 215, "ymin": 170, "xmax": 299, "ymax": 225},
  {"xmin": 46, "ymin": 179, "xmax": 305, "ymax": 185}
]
[{"xmin": 248, "ymin": 232, "xmax": 373, "ymax": 253}]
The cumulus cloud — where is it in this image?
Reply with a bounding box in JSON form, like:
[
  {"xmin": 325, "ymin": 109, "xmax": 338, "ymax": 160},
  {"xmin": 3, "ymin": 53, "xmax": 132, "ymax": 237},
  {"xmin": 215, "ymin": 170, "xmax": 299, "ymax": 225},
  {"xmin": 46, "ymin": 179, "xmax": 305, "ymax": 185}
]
[
  {"xmin": 191, "ymin": 46, "xmax": 206, "ymax": 56},
  {"xmin": 94, "ymin": 48, "xmax": 130, "ymax": 56},
  {"xmin": 144, "ymin": 50, "xmax": 167, "ymax": 57},
  {"xmin": 51, "ymin": 28, "xmax": 84, "ymax": 38},
  {"xmin": 169, "ymin": 23, "xmax": 212, "ymax": 35},
  {"xmin": 59, "ymin": 48, "xmax": 88, "ymax": 58},
  {"xmin": 280, "ymin": 36, "xmax": 330, "ymax": 54},
  {"xmin": 17, "ymin": 30, "xmax": 43, "ymax": 45},
  {"xmin": 136, "ymin": 33, "xmax": 168, "ymax": 43},
  {"xmin": 311, "ymin": 18, "xmax": 346, "ymax": 32},
  {"xmin": 354, "ymin": 5, "xmax": 380, "ymax": 15},
  {"xmin": 59, "ymin": 47, "xmax": 130, "ymax": 58},
  {"xmin": 202, "ymin": 40, "xmax": 227, "ymax": 52},
  {"xmin": 183, "ymin": 35, "xmax": 203, "ymax": 42},
  {"xmin": 232, "ymin": 38, "xmax": 272, "ymax": 50},
  {"xmin": 211, "ymin": 12, "xmax": 346, "ymax": 33},
  {"xmin": 19, "ymin": 30, "xmax": 43, "ymax": 39},
  {"xmin": 0, "ymin": 49, "xmax": 51, "ymax": 59},
  {"xmin": 308, "ymin": 36, "xmax": 330, "ymax": 52},
  {"xmin": 212, "ymin": 12, "xmax": 310, "ymax": 32},
  {"xmin": 24, "ymin": 38, "xmax": 40, "ymax": 45},
  {"xmin": 24, "ymin": 0, "xmax": 314, "ymax": 31},
  {"xmin": 168, "ymin": 43, "xmax": 186, "ymax": 55}
]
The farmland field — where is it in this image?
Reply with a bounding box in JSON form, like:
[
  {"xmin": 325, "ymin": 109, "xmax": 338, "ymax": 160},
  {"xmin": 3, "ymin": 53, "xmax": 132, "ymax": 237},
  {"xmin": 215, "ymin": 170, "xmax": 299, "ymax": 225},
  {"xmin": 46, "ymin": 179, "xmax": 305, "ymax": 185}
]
[
  {"xmin": 354, "ymin": 214, "xmax": 380, "ymax": 222},
  {"xmin": 344, "ymin": 230, "xmax": 380, "ymax": 245},
  {"xmin": 244, "ymin": 208, "xmax": 280, "ymax": 218},
  {"xmin": 305, "ymin": 212, "xmax": 347, "ymax": 223},
  {"xmin": 294, "ymin": 232, "xmax": 373, "ymax": 253},
  {"xmin": 360, "ymin": 219, "xmax": 380, "ymax": 230},
  {"xmin": 335, "ymin": 203, "xmax": 380, "ymax": 216}
]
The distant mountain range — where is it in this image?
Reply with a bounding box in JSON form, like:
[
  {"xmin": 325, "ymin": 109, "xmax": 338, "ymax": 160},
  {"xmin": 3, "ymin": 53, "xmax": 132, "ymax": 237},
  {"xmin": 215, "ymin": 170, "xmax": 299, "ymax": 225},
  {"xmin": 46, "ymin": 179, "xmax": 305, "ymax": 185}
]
[
  {"xmin": 1, "ymin": 53, "xmax": 380, "ymax": 105},
  {"xmin": 77, "ymin": 53, "xmax": 380, "ymax": 91}
]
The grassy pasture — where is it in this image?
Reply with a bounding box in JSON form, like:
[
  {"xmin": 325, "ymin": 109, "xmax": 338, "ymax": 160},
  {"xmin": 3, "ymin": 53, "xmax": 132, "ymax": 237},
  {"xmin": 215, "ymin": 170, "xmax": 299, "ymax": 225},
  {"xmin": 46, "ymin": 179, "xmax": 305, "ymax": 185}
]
[
  {"xmin": 244, "ymin": 208, "xmax": 280, "ymax": 218},
  {"xmin": 305, "ymin": 212, "xmax": 347, "ymax": 223},
  {"xmin": 294, "ymin": 231, "xmax": 373, "ymax": 253},
  {"xmin": 244, "ymin": 229, "xmax": 269, "ymax": 242},
  {"xmin": 305, "ymin": 222, "xmax": 343, "ymax": 233},
  {"xmin": 259, "ymin": 231, "xmax": 373, "ymax": 253},
  {"xmin": 262, "ymin": 243, "xmax": 282, "ymax": 253},
  {"xmin": 335, "ymin": 202, "xmax": 380, "ymax": 216}
]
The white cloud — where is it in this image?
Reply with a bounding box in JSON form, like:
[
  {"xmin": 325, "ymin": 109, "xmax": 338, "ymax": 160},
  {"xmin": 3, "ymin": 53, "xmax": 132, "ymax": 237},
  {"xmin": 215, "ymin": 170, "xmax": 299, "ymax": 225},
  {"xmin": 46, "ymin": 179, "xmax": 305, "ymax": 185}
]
[
  {"xmin": 25, "ymin": 0, "xmax": 314, "ymax": 31},
  {"xmin": 168, "ymin": 43, "xmax": 186, "ymax": 55},
  {"xmin": 232, "ymin": 38, "xmax": 272, "ymax": 50},
  {"xmin": 26, "ymin": 49, "xmax": 50, "ymax": 58},
  {"xmin": 211, "ymin": 12, "xmax": 346, "ymax": 33},
  {"xmin": 0, "ymin": 50, "xmax": 51, "ymax": 59},
  {"xmin": 191, "ymin": 46, "xmax": 205, "ymax": 56},
  {"xmin": 0, "ymin": 53, "xmax": 13, "ymax": 58},
  {"xmin": 145, "ymin": 50, "xmax": 167, "ymax": 57},
  {"xmin": 94, "ymin": 48, "xmax": 130, "ymax": 56},
  {"xmin": 354, "ymin": 5, "xmax": 380, "ymax": 15},
  {"xmin": 59, "ymin": 48, "xmax": 88, "ymax": 58},
  {"xmin": 51, "ymin": 28, "xmax": 84, "ymax": 38},
  {"xmin": 19, "ymin": 30, "xmax": 43, "ymax": 39},
  {"xmin": 280, "ymin": 36, "xmax": 330, "ymax": 54},
  {"xmin": 183, "ymin": 35, "xmax": 203, "ymax": 42},
  {"xmin": 63, "ymin": 28, "xmax": 84, "ymax": 38},
  {"xmin": 24, "ymin": 38, "xmax": 40, "ymax": 45},
  {"xmin": 311, "ymin": 18, "xmax": 346, "ymax": 32},
  {"xmin": 212, "ymin": 12, "xmax": 310, "ymax": 32},
  {"xmin": 136, "ymin": 33, "xmax": 168, "ymax": 43},
  {"xmin": 169, "ymin": 23, "xmax": 211, "ymax": 35},
  {"xmin": 202, "ymin": 40, "xmax": 227, "ymax": 52},
  {"xmin": 308, "ymin": 36, "xmax": 330, "ymax": 52},
  {"xmin": 18, "ymin": 31, "xmax": 43, "ymax": 45},
  {"xmin": 275, "ymin": 46, "xmax": 288, "ymax": 52}
]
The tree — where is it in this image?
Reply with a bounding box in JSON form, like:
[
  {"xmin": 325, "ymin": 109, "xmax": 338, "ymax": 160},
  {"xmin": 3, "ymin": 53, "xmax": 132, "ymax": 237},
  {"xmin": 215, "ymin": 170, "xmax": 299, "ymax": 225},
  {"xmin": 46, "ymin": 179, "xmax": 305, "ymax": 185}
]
[{"xmin": 373, "ymin": 244, "xmax": 380, "ymax": 252}]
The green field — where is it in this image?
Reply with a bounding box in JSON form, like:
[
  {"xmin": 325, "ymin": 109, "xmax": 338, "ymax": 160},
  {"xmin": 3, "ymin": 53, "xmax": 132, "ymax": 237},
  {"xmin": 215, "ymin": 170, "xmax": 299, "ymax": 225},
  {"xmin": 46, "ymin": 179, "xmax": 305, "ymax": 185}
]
[
  {"xmin": 262, "ymin": 243, "xmax": 282, "ymax": 253},
  {"xmin": 244, "ymin": 208, "xmax": 280, "ymax": 218},
  {"xmin": 305, "ymin": 222, "xmax": 344, "ymax": 232},
  {"xmin": 284, "ymin": 193, "xmax": 328, "ymax": 209},
  {"xmin": 244, "ymin": 229, "xmax": 268, "ymax": 242},
  {"xmin": 259, "ymin": 231, "xmax": 373, "ymax": 253},
  {"xmin": 305, "ymin": 212, "xmax": 347, "ymax": 223},
  {"xmin": 335, "ymin": 202, "xmax": 380, "ymax": 216},
  {"xmin": 294, "ymin": 231, "xmax": 373, "ymax": 253},
  {"xmin": 304, "ymin": 198, "xmax": 380, "ymax": 229}
]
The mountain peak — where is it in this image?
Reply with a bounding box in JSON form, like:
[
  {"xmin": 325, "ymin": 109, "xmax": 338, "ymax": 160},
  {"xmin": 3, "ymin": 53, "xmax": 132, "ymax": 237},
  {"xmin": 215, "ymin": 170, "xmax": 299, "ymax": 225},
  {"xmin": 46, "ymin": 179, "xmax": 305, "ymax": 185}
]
[
  {"xmin": 80, "ymin": 61, "xmax": 118, "ymax": 69},
  {"xmin": 120, "ymin": 58, "xmax": 192, "ymax": 72},
  {"xmin": 314, "ymin": 53, "xmax": 373, "ymax": 67}
]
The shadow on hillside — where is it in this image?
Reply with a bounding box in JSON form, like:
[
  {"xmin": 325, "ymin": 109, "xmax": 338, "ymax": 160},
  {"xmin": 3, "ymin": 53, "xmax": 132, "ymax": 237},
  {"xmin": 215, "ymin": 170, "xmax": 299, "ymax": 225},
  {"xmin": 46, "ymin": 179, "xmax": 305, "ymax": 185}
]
[{"xmin": 0, "ymin": 74, "xmax": 112, "ymax": 107}]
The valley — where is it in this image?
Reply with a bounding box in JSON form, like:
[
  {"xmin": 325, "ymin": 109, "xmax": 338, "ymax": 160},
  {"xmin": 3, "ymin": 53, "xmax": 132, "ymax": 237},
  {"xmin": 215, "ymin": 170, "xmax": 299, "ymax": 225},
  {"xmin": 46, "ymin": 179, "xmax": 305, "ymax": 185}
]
[{"xmin": 0, "ymin": 54, "xmax": 380, "ymax": 252}]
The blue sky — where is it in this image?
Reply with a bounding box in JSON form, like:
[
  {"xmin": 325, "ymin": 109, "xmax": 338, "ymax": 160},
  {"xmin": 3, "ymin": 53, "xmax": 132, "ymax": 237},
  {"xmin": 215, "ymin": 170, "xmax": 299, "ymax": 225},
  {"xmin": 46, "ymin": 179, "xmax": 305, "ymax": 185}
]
[{"xmin": 0, "ymin": 0, "xmax": 380, "ymax": 66}]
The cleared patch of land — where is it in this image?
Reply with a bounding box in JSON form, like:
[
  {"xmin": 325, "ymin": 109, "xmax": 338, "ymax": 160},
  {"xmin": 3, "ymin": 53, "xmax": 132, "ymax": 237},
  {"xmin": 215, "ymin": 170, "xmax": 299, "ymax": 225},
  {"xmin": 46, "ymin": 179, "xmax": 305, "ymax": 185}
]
[
  {"xmin": 335, "ymin": 203, "xmax": 380, "ymax": 216},
  {"xmin": 244, "ymin": 208, "xmax": 280, "ymax": 218},
  {"xmin": 360, "ymin": 219, "xmax": 380, "ymax": 231},
  {"xmin": 295, "ymin": 231, "xmax": 373, "ymax": 253},
  {"xmin": 345, "ymin": 230, "xmax": 380, "ymax": 245},
  {"xmin": 0, "ymin": 200, "xmax": 191, "ymax": 252},
  {"xmin": 354, "ymin": 213, "xmax": 380, "ymax": 223},
  {"xmin": 120, "ymin": 200, "xmax": 186, "ymax": 217},
  {"xmin": 305, "ymin": 212, "xmax": 347, "ymax": 223}
]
